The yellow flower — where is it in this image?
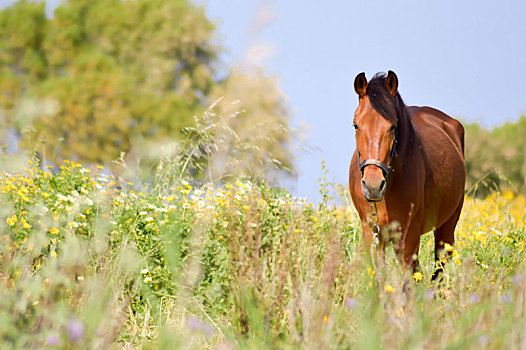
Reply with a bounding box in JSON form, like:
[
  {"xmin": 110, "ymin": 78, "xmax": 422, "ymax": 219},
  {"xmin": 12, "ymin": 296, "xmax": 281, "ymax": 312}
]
[
  {"xmin": 49, "ymin": 227, "xmax": 59, "ymax": 235},
  {"xmin": 413, "ymin": 272, "xmax": 423, "ymax": 282},
  {"xmin": 502, "ymin": 190, "xmax": 514, "ymax": 200},
  {"xmin": 6, "ymin": 215, "xmax": 17, "ymax": 226},
  {"xmin": 367, "ymin": 267, "xmax": 376, "ymax": 278},
  {"xmin": 21, "ymin": 218, "xmax": 32, "ymax": 229},
  {"xmin": 444, "ymin": 243, "xmax": 454, "ymax": 252},
  {"xmin": 384, "ymin": 284, "xmax": 396, "ymax": 293},
  {"xmin": 311, "ymin": 215, "xmax": 319, "ymax": 222}
]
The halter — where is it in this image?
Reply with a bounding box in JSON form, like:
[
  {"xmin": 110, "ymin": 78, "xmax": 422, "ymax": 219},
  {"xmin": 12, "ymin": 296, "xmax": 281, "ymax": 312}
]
[{"xmin": 357, "ymin": 128, "xmax": 398, "ymax": 177}]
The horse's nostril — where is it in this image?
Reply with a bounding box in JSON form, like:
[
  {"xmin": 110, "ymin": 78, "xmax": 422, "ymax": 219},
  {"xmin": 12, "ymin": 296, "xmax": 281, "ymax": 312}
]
[{"xmin": 379, "ymin": 179, "xmax": 386, "ymax": 191}]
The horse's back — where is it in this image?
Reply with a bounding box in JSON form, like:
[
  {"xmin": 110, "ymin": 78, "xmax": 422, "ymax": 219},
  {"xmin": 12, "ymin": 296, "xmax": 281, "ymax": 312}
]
[
  {"xmin": 409, "ymin": 106, "xmax": 466, "ymax": 231},
  {"xmin": 409, "ymin": 106, "xmax": 464, "ymax": 159}
]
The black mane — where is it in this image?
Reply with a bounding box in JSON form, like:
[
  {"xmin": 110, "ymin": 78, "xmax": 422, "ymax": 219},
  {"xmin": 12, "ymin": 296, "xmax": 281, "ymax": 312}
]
[{"xmin": 366, "ymin": 73, "xmax": 415, "ymax": 145}]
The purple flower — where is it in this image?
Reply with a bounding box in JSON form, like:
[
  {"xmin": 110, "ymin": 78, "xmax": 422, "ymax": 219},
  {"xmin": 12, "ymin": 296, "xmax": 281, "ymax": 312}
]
[
  {"xmin": 502, "ymin": 294, "xmax": 513, "ymax": 304},
  {"xmin": 345, "ymin": 297, "xmax": 357, "ymax": 309},
  {"xmin": 186, "ymin": 317, "xmax": 214, "ymax": 338},
  {"xmin": 469, "ymin": 294, "xmax": 480, "ymax": 303},
  {"xmin": 425, "ymin": 289, "xmax": 435, "ymax": 301},
  {"xmin": 478, "ymin": 335, "xmax": 489, "ymax": 346},
  {"xmin": 46, "ymin": 334, "xmax": 59, "ymax": 346},
  {"xmin": 67, "ymin": 317, "xmax": 85, "ymax": 343}
]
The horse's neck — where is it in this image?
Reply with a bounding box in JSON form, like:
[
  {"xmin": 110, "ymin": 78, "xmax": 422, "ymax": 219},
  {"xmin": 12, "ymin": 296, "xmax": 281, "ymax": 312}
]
[{"xmin": 395, "ymin": 113, "xmax": 416, "ymax": 168}]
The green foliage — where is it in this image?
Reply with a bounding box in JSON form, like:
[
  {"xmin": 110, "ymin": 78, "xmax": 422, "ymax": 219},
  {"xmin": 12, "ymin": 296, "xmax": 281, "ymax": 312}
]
[
  {"xmin": 0, "ymin": 0, "xmax": 205, "ymax": 164},
  {"xmin": 0, "ymin": 0, "xmax": 295, "ymax": 182},
  {"xmin": 465, "ymin": 116, "xmax": 526, "ymax": 196}
]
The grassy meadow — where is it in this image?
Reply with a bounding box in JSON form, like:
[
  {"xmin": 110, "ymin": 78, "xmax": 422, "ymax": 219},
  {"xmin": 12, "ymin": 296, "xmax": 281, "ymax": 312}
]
[{"xmin": 0, "ymin": 159, "xmax": 524, "ymax": 349}]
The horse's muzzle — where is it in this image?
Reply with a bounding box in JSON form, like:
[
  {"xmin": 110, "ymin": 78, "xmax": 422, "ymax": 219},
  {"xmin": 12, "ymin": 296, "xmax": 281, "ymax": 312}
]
[{"xmin": 361, "ymin": 176, "xmax": 386, "ymax": 202}]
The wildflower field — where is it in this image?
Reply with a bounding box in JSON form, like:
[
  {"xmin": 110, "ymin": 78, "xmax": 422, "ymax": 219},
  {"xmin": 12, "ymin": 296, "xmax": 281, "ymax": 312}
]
[{"xmin": 0, "ymin": 161, "xmax": 525, "ymax": 349}]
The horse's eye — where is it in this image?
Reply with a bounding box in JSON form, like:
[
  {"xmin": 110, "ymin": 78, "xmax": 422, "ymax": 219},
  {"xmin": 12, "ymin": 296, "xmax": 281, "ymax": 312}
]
[
  {"xmin": 389, "ymin": 125, "xmax": 396, "ymax": 133},
  {"xmin": 353, "ymin": 123, "xmax": 359, "ymax": 131}
]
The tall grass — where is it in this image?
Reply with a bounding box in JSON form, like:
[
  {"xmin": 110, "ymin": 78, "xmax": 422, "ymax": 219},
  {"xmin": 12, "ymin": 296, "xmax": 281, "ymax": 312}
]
[
  {"xmin": 0, "ymin": 105, "xmax": 524, "ymax": 348},
  {"xmin": 0, "ymin": 159, "xmax": 524, "ymax": 349}
]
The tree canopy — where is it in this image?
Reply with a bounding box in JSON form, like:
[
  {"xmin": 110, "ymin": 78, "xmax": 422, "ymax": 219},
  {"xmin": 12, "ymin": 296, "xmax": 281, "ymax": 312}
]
[
  {"xmin": 464, "ymin": 116, "xmax": 526, "ymax": 196},
  {"xmin": 0, "ymin": 0, "xmax": 294, "ymax": 180}
]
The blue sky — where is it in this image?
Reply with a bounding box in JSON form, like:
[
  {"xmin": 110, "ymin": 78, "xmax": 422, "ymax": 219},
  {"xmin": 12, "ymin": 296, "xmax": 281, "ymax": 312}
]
[
  {"xmin": 203, "ymin": 0, "xmax": 526, "ymax": 201},
  {"xmin": 3, "ymin": 0, "xmax": 526, "ymax": 201}
]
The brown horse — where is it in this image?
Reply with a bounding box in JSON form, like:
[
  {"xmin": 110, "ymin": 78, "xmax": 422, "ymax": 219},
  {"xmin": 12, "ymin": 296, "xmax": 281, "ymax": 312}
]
[{"xmin": 349, "ymin": 71, "xmax": 466, "ymax": 277}]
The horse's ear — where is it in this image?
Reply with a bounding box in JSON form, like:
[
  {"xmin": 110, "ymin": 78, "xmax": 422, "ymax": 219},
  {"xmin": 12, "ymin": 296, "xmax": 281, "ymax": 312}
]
[
  {"xmin": 354, "ymin": 72, "xmax": 368, "ymax": 98},
  {"xmin": 386, "ymin": 70, "xmax": 398, "ymax": 96}
]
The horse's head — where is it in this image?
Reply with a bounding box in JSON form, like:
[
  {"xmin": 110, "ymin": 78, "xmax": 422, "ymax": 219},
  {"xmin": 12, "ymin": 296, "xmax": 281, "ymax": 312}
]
[{"xmin": 353, "ymin": 71, "xmax": 399, "ymax": 202}]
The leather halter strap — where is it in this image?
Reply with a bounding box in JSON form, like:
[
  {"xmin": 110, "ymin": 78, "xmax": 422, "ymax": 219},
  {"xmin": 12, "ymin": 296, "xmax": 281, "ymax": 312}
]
[
  {"xmin": 359, "ymin": 158, "xmax": 391, "ymax": 175},
  {"xmin": 358, "ymin": 136, "xmax": 398, "ymax": 176}
]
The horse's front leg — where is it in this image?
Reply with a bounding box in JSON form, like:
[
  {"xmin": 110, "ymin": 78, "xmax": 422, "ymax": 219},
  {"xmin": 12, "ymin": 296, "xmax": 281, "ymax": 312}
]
[{"xmin": 401, "ymin": 227, "xmax": 421, "ymax": 274}]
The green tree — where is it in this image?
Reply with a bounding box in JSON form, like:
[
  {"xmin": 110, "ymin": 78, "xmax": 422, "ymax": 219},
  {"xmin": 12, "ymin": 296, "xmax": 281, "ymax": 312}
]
[
  {"xmin": 464, "ymin": 116, "xmax": 526, "ymax": 196},
  {"xmin": 0, "ymin": 1, "xmax": 47, "ymax": 118},
  {"xmin": 0, "ymin": 0, "xmax": 217, "ymax": 165}
]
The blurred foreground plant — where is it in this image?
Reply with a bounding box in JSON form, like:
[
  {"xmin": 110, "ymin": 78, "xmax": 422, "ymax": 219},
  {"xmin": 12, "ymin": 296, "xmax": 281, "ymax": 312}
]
[{"xmin": 0, "ymin": 160, "xmax": 524, "ymax": 348}]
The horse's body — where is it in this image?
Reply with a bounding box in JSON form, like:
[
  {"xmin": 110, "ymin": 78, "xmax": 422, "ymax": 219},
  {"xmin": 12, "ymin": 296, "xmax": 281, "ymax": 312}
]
[{"xmin": 349, "ymin": 71, "xmax": 465, "ymax": 274}]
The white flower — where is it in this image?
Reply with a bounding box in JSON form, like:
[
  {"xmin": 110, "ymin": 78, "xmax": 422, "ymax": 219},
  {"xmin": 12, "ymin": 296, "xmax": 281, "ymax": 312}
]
[{"xmin": 140, "ymin": 268, "xmax": 149, "ymax": 274}]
